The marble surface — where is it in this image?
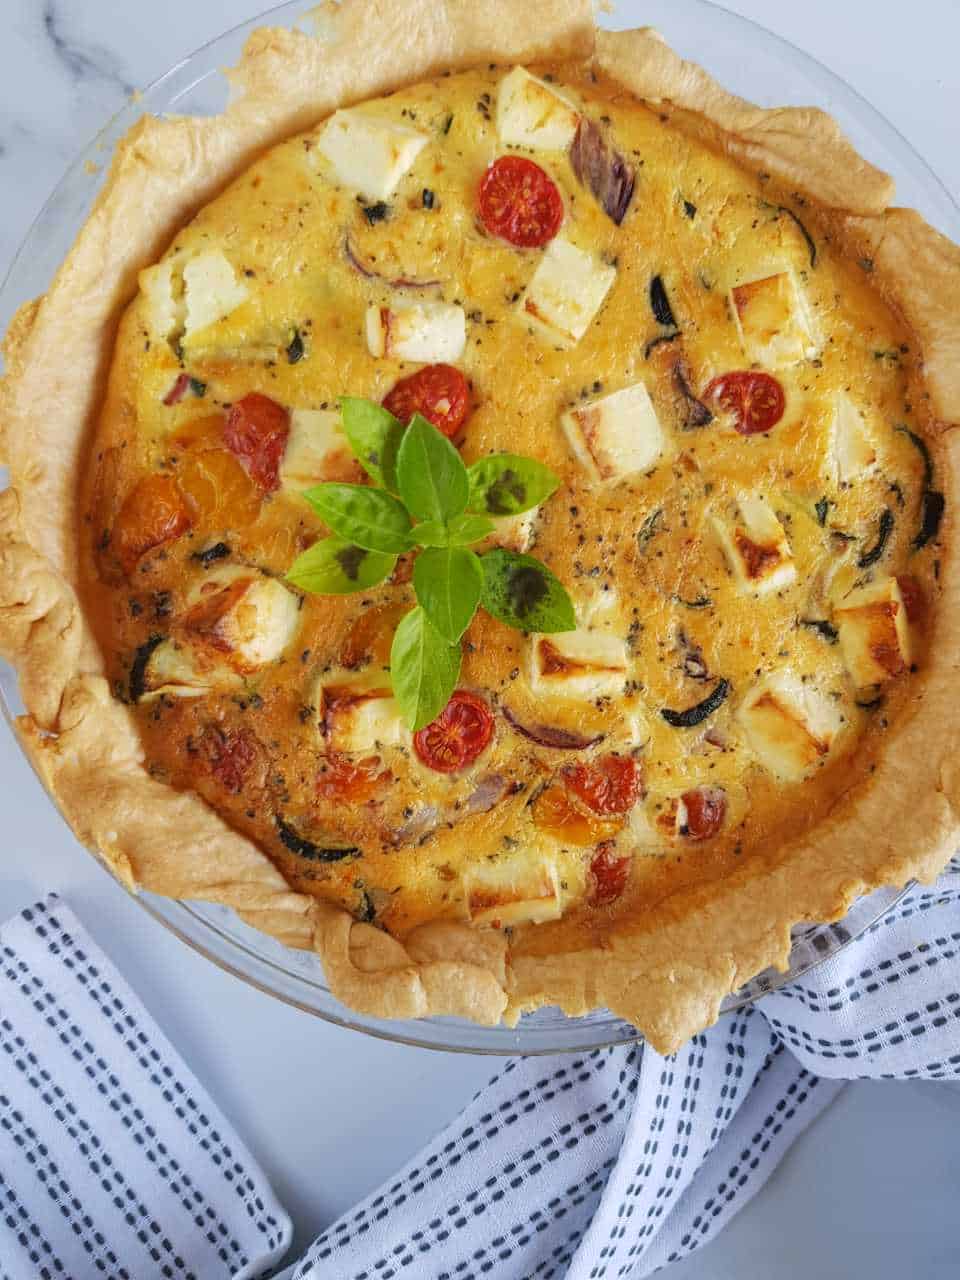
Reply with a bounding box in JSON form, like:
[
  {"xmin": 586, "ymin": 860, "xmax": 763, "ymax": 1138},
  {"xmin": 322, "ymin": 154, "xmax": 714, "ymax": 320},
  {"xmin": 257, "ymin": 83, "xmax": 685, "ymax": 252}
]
[{"xmin": 1, "ymin": 2, "xmax": 959, "ymax": 1275}]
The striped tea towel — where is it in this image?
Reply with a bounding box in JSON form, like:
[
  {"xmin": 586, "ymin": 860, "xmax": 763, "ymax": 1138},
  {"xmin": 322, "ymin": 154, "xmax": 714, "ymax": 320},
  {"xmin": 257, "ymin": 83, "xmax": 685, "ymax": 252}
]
[
  {"xmin": 293, "ymin": 859, "xmax": 960, "ymax": 1279},
  {"xmin": 0, "ymin": 896, "xmax": 292, "ymax": 1280}
]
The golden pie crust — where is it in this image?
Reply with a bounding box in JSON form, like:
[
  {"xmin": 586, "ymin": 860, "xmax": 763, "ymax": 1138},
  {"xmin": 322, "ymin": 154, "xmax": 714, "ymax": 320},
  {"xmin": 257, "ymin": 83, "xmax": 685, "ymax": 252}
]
[{"xmin": 2, "ymin": 0, "xmax": 959, "ymax": 1053}]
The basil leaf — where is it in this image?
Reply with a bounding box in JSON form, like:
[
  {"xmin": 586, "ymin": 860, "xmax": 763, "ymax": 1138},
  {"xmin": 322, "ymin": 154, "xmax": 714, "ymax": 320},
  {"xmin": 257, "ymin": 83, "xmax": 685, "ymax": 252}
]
[
  {"xmin": 340, "ymin": 397, "xmax": 404, "ymax": 491},
  {"xmin": 468, "ymin": 454, "xmax": 559, "ymax": 516},
  {"xmin": 413, "ymin": 514, "xmax": 496, "ymax": 548},
  {"xmin": 479, "ymin": 550, "xmax": 576, "ymax": 633},
  {"xmin": 304, "ymin": 482, "xmax": 412, "ymax": 553},
  {"xmin": 410, "ymin": 519, "xmax": 452, "ymax": 548},
  {"xmin": 390, "ymin": 605, "xmax": 462, "ymax": 730},
  {"xmin": 286, "ymin": 537, "xmax": 396, "ymax": 594},
  {"xmin": 413, "ymin": 546, "xmax": 482, "ymax": 642},
  {"xmin": 396, "ymin": 413, "xmax": 469, "ymax": 522}
]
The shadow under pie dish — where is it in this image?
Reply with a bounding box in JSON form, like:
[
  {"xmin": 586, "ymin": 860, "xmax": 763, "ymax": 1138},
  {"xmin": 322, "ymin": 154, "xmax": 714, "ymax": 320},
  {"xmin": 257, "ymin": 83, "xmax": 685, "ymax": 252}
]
[{"xmin": 1, "ymin": 0, "xmax": 959, "ymax": 1056}]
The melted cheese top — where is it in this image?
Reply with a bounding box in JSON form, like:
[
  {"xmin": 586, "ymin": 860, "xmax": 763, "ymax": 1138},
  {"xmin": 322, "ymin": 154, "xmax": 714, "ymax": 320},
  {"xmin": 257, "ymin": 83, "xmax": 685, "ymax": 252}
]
[{"xmin": 81, "ymin": 65, "xmax": 943, "ymax": 943}]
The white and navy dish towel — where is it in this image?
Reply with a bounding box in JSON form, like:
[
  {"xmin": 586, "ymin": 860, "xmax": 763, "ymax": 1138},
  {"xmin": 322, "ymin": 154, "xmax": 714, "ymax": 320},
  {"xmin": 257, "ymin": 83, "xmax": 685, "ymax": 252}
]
[{"xmin": 3, "ymin": 865, "xmax": 960, "ymax": 1280}]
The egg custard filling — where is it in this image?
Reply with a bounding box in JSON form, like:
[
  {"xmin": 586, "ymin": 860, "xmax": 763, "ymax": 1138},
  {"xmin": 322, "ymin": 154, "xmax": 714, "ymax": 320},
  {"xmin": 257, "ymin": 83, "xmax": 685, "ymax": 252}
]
[{"xmin": 81, "ymin": 63, "xmax": 943, "ymax": 963}]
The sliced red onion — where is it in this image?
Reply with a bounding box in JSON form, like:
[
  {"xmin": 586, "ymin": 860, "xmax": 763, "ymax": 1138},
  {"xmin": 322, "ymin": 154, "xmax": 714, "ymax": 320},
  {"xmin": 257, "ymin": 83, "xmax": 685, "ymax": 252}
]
[
  {"xmin": 162, "ymin": 373, "xmax": 190, "ymax": 406},
  {"xmin": 344, "ymin": 235, "xmax": 440, "ymax": 289},
  {"xmin": 502, "ymin": 705, "xmax": 604, "ymax": 750},
  {"xmin": 569, "ymin": 118, "xmax": 636, "ymax": 226}
]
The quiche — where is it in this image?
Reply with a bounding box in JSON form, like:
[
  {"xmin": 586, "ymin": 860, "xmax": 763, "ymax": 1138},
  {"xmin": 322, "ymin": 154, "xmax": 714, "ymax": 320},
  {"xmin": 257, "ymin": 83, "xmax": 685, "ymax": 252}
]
[{"xmin": 2, "ymin": 0, "xmax": 959, "ymax": 1055}]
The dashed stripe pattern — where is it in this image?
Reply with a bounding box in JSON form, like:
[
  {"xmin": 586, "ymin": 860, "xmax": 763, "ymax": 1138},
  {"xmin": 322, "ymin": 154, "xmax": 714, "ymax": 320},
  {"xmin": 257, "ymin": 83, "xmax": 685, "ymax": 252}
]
[
  {"xmin": 296, "ymin": 859, "xmax": 960, "ymax": 1280},
  {"xmin": 0, "ymin": 898, "xmax": 292, "ymax": 1280}
]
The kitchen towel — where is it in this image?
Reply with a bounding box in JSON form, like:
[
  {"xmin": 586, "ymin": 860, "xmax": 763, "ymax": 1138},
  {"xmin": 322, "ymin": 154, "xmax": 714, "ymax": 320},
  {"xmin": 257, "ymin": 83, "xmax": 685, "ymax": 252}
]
[
  {"xmin": 293, "ymin": 858, "xmax": 960, "ymax": 1280},
  {"xmin": 0, "ymin": 895, "xmax": 292, "ymax": 1280}
]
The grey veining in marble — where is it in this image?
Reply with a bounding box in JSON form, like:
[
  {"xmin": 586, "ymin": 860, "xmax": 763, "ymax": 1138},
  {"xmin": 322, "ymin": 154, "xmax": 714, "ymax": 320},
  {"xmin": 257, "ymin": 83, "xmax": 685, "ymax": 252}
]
[{"xmin": 0, "ymin": 4, "xmax": 958, "ymax": 1277}]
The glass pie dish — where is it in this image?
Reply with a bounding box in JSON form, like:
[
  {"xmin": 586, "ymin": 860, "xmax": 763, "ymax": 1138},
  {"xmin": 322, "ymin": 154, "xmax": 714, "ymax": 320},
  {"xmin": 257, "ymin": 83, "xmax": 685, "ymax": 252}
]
[{"xmin": 2, "ymin": 0, "xmax": 957, "ymax": 1054}]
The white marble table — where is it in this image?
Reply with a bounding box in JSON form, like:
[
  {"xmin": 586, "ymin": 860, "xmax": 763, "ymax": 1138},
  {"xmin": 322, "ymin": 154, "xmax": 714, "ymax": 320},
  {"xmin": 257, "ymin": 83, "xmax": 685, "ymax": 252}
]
[{"xmin": 1, "ymin": 2, "xmax": 959, "ymax": 1275}]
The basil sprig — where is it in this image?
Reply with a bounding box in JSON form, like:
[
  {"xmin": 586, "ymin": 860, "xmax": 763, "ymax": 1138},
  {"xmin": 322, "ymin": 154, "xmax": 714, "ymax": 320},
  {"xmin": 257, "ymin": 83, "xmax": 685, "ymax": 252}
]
[{"xmin": 287, "ymin": 398, "xmax": 574, "ymax": 730}]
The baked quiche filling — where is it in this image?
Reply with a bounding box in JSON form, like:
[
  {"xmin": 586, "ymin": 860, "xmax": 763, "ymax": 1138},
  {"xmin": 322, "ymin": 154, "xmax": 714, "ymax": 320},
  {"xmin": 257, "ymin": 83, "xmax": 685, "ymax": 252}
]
[{"xmin": 80, "ymin": 63, "xmax": 944, "ymax": 953}]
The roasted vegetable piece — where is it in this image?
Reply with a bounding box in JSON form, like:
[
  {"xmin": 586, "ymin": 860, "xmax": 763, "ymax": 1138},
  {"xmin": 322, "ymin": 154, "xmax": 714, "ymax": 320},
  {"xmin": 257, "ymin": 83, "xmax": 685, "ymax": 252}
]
[
  {"xmin": 661, "ymin": 678, "xmax": 730, "ymax": 728},
  {"xmin": 569, "ymin": 118, "xmax": 635, "ymax": 225},
  {"xmin": 112, "ymin": 473, "xmax": 193, "ymax": 576}
]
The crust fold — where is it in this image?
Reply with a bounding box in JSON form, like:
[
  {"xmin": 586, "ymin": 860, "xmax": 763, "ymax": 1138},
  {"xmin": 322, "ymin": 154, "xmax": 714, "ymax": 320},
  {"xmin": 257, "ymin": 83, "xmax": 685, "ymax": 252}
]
[
  {"xmin": 593, "ymin": 28, "xmax": 895, "ymax": 215},
  {"xmin": 1, "ymin": 0, "xmax": 957, "ymax": 1053}
]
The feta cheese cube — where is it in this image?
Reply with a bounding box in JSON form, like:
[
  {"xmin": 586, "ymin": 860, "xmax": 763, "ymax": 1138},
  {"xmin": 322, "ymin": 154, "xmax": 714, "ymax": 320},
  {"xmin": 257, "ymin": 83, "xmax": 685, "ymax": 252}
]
[
  {"xmin": 365, "ymin": 302, "xmax": 466, "ymax": 363},
  {"xmin": 518, "ymin": 238, "xmax": 616, "ymax": 348},
  {"xmin": 830, "ymin": 393, "xmax": 878, "ymax": 484},
  {"xmin": 184, "ymin": 568, "xmax": 300, "ymax": 671},
  {"xmin": 834, "ymin": 577, "xmax": 911, "ymax": 688},
  {"xmin": 280, "ymin": 409, "xmax": 352, "ymax": 491},
  {"xmin": 712, "ymin": 495, "xmax": 796, "ymax": 595},
  {"xmin": 316, "ymin": 109, "xmax": 428, "ymax": 200},
  {"xmin": 320, "ymin": 682, "xmax": 405, "ymax": 754},
  {"xmin": 464, "ymin": 853, "xmax": 562, "ymax": 927},
  {"xmin": 529, "ymin": 629, "xmax": 628, "ymax": 700},
  {"xmin": 561, "ymin": 382, "xmax": 667, "ymax": 483},
  {"xmin": 181, "ymin": 250, "xmax": 249, "ymax": 340},
  {"xmin": 737, "ymin": 669, "xmax": 844, "ymax": 781},
  {"xmin": 496, "ymin": 67, "xmax": 580, "ymax": 151},
  {"xmin": 139, "ymin": 258, "xmax": 185, "ymax": 341},
  {"xmin": 137, "ymin": 639, "xmax": 238, "ymax": 701},
  {"xmin": 729, "ymin": 268, "xmax": 816, "ymax": 367}
]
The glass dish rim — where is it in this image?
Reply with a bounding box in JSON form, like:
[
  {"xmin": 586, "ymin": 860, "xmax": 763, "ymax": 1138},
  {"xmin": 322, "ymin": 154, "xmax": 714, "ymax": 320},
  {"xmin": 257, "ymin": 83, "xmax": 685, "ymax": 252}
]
[{"xmin": 0, "ymin": 0, "xmax": 954, "ymax": 1054}]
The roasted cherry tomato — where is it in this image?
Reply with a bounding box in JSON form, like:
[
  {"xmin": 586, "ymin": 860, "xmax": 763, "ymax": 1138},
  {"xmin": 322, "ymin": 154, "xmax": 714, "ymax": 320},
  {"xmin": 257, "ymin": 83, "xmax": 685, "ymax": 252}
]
[
  {"xmin": 680, "ymin": 786, "xmax": 727, "ymax": 841},
  {"xmin": 196, "ymin": 725, "xmax": 258, "ymax": 794},
  {"xmin": 317, "ymin": 753, "xmax": 388, "ymax": 804},
  {"xmin": 413, "ymin": 690, "xmax": 494, "ymax": 773},
  {"xmin": 223, "ymin": 393, "xmax": 290, "ymax": 492},
  {"xmin": 112, "ymin": 473, "xmax": 192, "ymax": 575},
  {"xmin": 588, "ymin": 841, "xmax": 632, "ymax": 907},
  {"xmin": 478, "ymin": 156, "xmax": 564, "ymax": 249},
  {"xmin": 703, "ymin": 371, "xmax": 785, "ymax": 435},
  {"xmin": 895, "ymin": 574, "xmax": 925, "ymax": 624},
  {"xmin": 563, "ymin": 754, "xmax": 644, "ymax": 816},
  {"xmin": 532, "ymin": 784, "xmax": 622, "ymax": 847},
  {"xmin": 383, "ymin": 364, "xmax": 471, "ymax": 439}
]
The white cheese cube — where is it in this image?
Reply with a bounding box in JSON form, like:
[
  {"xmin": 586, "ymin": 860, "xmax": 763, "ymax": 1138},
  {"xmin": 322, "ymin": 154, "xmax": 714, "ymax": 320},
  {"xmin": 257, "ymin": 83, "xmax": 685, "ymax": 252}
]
[
  {"xmin": 490, "ymin": 509, "xmax": 538, "ymax": 554},
  {"xmin": 835, "ymin": 577, "xmax": 911, "ymax": 688},
  {"xmin": 365, "ymin": 302, "xmax": 466, "ymax": 363},
  {"xmin": 560, "ymin": 383, "xmax": 667, "ymax": 483},
  {"xmin": 320, "ymin": 683, "xmax": 405, "ymax": 753},
  {"xmin": 184, "ymin": 568, "xmax": 300, "ymax": 671},
  {"xmin": 529, "ymin": 629, "xmax": 628, "ymax": 700},
  {"xmin": 496, "ymin": 67, "xmax": 580, "ymax": 151},
  {"xmin": 139, "ymin": 259, "xmax": 185, "ymax": 341},
  {"xmin": 464, "ymin": 853, "xmax": 562, "ymax": 928},
  {"xmin": 711, "ymin": 495, "xmax": 796, "ymax": 596},
  {"xmin": 830, "ymin": 393, "xmax": 878, "ymax": 484},
  {"xmin": 181, "ymin": 250, "xmax": 249, "ymax": 340},
  {"xmin": 518, "ymin": 238, "xmax": 616, "ymax": 348},
  {"xmin": 138, "ymin": 640, "xmax": 238, "ymax": 701},
  {"xmin": 729, "ymin": 269, "xmax": 816, "ymax": 367},
  {"xmin": 316, "ymin": 109, "xmax": 428, "ymax": 201},
  {"xmin": 737, "ymin": 669, "xmax": 844, "ymax": 781},
  {"xmin": 280, "ymin": 409, "xmax": 352, "ymax": 492}
]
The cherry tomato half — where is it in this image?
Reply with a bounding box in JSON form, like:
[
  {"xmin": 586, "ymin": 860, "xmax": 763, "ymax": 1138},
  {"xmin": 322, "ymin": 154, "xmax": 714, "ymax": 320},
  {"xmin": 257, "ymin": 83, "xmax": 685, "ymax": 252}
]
[
  {"xmin": 895, "ymin": 574, "xmax": 925, "ymax": 624},
  {"xmin": 196, "ymin": 725, "xmax": 258, "ymax": 795},
  {"xmin": 679, "ymin": 786, "xmax": 727, "ymax": 841},
  {"xmin": 383, "ymin": 364, "xmax": 471, "ymax": 439},
  {"xmin": 223, "ymin": 393, "xmax": 290, "ymax": 492},
  {"xmin": 478, "ymin": 156, "xmax": 564, "ymax": 249},
  {"xmin": 563, "ymin": 754, "xmax": 644, "ymax": 816},
  {"xmin": 703, "ymin": 371, "xmax": 785, "ymax": 435},
  {"xmin": 588, "ymin": 841, "xmax": 632, "ymax": 907},
  {"xmin": 317, "ymin": 753, "xmax": 388, "ymax": 804},
  {"xmin": 112, "ymin": 472, "xmax": 192, "ymax": 576},
  {"xmin": 413, "ymin": 690, "xmax": 495, "ymax": 773}
]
